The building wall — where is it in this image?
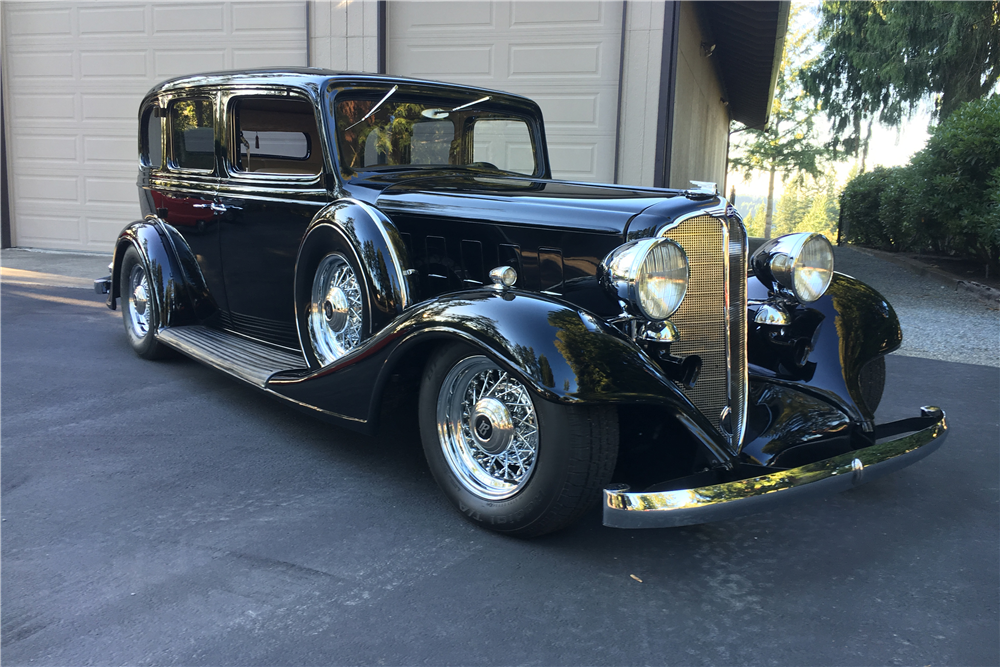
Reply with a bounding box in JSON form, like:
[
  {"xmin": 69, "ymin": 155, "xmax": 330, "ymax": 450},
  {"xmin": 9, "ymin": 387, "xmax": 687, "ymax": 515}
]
[
  {"xmin": 385, "ymin": 1, "xmax": 624, "ymax": 183},
  {"xmin": 1, "ymin": 1, "xmax": 307, "ymax": 251},
  {"xmin": 0, "ymin": 0, "xmax": 748, "ymax": 252},
  {"xmin": 614, "ymin": 0, "xmax": 666, "ymax": 187},
  {"xmin": 668, "ymin": 2, "xmax": 729, "ymax": 190},
  {"xmin": 309, "ymin": 0, "xmax": 379, "ymax": 72}
]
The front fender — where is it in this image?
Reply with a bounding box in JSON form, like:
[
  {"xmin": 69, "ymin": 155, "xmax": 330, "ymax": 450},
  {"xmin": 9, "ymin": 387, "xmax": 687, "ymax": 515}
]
[
  {"xmin": 110, "ymin": 218, "xmax": 207, "ymax": 328},
  {"xmin": 748, "ymin": 272, "xmax": 902, "ymax": 426},
  {"xmin": 268, "ymin": 289, "xmax": 731, "ymax": 460}
]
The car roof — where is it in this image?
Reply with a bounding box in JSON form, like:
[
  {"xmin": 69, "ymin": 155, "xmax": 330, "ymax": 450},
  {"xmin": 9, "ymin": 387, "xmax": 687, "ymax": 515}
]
[{"xmin": 146, "ymin": 68, "xmax": 536, "ymax": 106}]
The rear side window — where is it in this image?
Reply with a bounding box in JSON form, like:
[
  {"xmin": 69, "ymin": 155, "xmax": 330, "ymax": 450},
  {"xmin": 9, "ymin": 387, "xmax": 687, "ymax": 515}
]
[
  {"xmin": 141, "ymin": 106, "xmax": 162, "ymax": 168},
  {"xmin": 232, "ymin": 97, "xmax": 322, "ymax": 176},
  {"xmin": 169, "ymin": 98, "xmax": 215, "ymax": 171}
]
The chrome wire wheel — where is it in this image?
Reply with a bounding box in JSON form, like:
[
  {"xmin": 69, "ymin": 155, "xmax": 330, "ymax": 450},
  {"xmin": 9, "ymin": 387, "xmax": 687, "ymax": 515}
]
[
  {"xmin": 308, "ymin": 252, "xmax": 364, "ymax": 366},
  {"xmin": 126, "ymin": 262, "xmax": 151, "ymax": 338},
  {"xmin": 436, "ymin": 356, "xmax": 539, "ymax": 500}
]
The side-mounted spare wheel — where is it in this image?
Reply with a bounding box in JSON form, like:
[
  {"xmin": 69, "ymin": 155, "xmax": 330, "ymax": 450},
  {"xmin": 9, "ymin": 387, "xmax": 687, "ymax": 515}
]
[
  {"xmin": 120, "ymin": 245, "xmax": 169, "ymax": 360},
  {"xmin": 307, "ymin": 251, "xmax": 368, "ymax": 366},
  {"xmin": 419, "ymin": 344, "xmax": 619, "ymax": 537}
]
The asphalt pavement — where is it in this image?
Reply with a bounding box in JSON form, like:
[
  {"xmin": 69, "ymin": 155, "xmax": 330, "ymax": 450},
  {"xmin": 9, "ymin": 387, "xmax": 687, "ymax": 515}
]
[{"xmin": 2, "ymin": 248, "xmax": 999, "ymax": 665}]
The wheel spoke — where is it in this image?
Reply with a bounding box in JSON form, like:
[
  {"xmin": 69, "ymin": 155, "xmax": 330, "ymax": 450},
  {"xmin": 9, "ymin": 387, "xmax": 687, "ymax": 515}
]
[{"xmin": 437, "ymin": 356, "xmax": 539, "ymax": 500}]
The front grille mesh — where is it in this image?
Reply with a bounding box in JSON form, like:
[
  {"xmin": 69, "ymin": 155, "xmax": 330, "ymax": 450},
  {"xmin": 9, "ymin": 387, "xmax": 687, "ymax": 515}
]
[{"xmin": 662, "ymin": 214, "xmax": 747, "ymax": 448}]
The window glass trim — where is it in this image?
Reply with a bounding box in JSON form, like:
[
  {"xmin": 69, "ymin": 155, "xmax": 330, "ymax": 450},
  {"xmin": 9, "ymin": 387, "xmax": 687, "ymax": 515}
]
[
  {"xmin": 223, "ymin": 91, "xmax": 326, "ymax": 186},
  {"xmin": 139, "ymin": 102, "xmax": 164, "ymax": 169},
  {"xmin": 327, "ymin": 84, "xmax": 545, "ymax": 179},
  {"xmin": 166, "ymin": 95, "xmax": 217, "ymax": 175}
]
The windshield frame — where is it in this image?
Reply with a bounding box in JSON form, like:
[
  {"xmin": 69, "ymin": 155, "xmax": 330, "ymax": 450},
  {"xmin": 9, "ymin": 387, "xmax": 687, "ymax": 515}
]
[{"xmin": 325, "ymin": 82, "xmax": 549, "ymax": 181}]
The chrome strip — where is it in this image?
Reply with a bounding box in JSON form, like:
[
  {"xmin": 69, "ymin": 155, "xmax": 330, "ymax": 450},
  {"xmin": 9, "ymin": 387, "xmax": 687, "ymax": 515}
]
[
  {"xmin": 656, "ymin": 201, "xmax": 729, "ymax": 236},
  {"xmin": 730, "ymin": 217, "xmax": 748, "ymax": 447},
  {"xmin": 603, "ymin": 408, "xmax": 947, "ymax": 528},
  {"xmin": 722, "ymin": 219, "xmax": 732, "ymax": 444}
]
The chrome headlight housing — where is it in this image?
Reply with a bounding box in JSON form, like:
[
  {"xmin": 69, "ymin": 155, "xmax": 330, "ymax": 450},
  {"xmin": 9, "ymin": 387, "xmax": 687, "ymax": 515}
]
[
  {"xmin": 600, "ymin": 238, "xmax": 689, "ymax": 320},
  {"xmin": 751, "ymin": 232, "xmax": 834, "ymax": 303}
]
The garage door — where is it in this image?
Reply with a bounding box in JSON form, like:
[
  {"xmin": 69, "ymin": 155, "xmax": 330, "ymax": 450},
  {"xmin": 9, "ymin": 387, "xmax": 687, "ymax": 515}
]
[
  {"xmin": 2, "ymin": 2, "xmax": 307, "ymax": 251},
  {"xmin": 388, "ymin": 1, "xmax": 623, "ymax": 183}
]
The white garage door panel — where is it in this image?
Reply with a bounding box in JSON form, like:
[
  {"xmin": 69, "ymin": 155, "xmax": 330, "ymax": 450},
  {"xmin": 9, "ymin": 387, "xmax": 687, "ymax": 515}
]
[
  {"xmin": 388, "ymin": 0, "xmax": 622, "ymax": 182},
  {"xmin": 3, "ymin": 1, "xmax": 307, "ymax": 251},
  {"xmin": 397, "ymin": 2, "xmax": 495, "ymax": 31},
  {"xmin": 401, "ymin": 45, "xmax": 496, "ymax": 79},
  {"xmin": 511, "ymin": 1, "xmax": 602, "ymax": 26}
]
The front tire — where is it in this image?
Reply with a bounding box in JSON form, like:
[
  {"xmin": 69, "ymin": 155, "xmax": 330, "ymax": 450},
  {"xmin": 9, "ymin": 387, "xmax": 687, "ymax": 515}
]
[
  {"xmin": 419, "ymin": 344, "xmax": 619, "ymax": 537},
  {"xmin": 120, "ymin": 245, "xmax": 168, "ymax": 360}
]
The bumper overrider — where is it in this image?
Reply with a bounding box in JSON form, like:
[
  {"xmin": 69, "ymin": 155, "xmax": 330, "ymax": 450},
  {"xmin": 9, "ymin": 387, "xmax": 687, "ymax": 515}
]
[{"xmin": 604, "ymin": 406, "xmax": 947, "ymax": 528}]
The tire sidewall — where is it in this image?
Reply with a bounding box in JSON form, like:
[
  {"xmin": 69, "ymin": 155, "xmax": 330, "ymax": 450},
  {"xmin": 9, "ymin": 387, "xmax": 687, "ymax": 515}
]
[
  {"xmin": 120, "ymin": 245, "xmax": 160, "ymax": 358},
  {"xmin": 419, "ymin": 344, "xmax": 576, "ymax": 534}
]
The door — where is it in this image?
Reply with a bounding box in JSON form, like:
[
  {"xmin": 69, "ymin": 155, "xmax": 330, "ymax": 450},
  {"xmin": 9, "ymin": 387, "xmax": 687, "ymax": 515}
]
[
  {"xmin": 150, "ymin": 94, "xmax": 228, "ymax": 312},
  {"xmin": 217, "ymin": 92, "xmax": 329, "ymax": 350}
]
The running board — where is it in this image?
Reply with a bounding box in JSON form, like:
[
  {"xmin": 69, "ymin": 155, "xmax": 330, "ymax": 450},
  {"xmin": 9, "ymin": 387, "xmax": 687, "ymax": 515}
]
[{"xmin": 157, "ymin": 325, "xmax": 308, "ymax": 388}]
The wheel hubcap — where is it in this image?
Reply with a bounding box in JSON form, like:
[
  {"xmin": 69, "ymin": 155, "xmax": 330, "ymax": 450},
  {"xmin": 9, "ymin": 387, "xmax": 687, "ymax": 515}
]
[
  {"xmin": 470, "ymin": 397, "xmax": 514, "ymax": 454},
  {"xmin": 437, "ymin": 356, "xmax": 538, "ymax": 500},
  {"xmin": 323, "ymin": 287, "xmax": 350, "ymax": 332},
  {"xmin": 126, "ymin": 263, "xmax": 150, "ymax": 337},
  {"xmin": 308, "ymin": 253, "xmax": 363, "ymax": 366}
]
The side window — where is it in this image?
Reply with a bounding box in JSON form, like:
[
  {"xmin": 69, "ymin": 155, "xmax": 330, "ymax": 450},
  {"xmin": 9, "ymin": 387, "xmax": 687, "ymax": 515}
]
[
  {"xmin": 472, "ymin": 119, "xmax": 535, "ymax": 175},
  {"xmin": 232, "ymin": 97, "xmax": 322, "ymax": 176},
  {"xmin": 141, "ymin": 106, "xmax": 162, "ymax": 168},
  {"xmin": 169, "ymin": 98, "xmax": 215, "ymax": 171}
]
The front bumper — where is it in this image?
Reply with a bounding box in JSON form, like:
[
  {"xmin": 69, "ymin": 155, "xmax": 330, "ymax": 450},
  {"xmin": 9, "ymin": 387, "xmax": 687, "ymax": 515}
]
[{"xmin": 603, "ymin": 406, "xmax": 947, "ymax": 528}]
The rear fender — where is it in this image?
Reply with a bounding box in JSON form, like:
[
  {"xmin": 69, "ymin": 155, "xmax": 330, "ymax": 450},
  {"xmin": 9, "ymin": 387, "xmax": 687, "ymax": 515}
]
[{"xmin": 110, "ymin": 218, "xmax": 208, "ymax": 328}]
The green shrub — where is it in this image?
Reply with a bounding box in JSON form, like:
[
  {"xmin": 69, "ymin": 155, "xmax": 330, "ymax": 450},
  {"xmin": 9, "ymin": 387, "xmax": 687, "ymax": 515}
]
[
  {"xmin": 840, "ymin": 166, "xmax": 907, "ymax": 250},
  {"xmin": 840, "ymin": 95, "xmax": 1000, "ymax": 268}
]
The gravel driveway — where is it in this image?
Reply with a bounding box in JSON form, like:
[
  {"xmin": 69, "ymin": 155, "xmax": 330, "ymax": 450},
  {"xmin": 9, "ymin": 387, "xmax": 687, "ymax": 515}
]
[{"xmin": 834, "ymin": 246, "xmax": 999, "ymax": 368}]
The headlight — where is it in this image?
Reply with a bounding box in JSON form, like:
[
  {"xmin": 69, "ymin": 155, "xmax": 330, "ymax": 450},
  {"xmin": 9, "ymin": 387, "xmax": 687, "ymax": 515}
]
[
  {"xmin": 601, "ymin": 238, "xmax": 689, "ymax": 320},
  {"xmin": 751, "ymin": 232, "xmax": 834, "ymax": 302}
]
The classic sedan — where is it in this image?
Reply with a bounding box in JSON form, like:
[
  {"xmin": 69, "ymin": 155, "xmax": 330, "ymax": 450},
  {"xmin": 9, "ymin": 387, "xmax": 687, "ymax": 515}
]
[{"xmin": 96, "ymin": 69, "xmax": 947, "ymax": 537}]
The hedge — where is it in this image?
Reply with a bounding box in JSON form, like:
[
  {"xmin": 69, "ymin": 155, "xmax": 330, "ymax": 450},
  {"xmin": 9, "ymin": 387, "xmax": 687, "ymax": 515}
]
[{"xmin": 840, "ymin": 95, "xmax": 1000, "ymax": 268}]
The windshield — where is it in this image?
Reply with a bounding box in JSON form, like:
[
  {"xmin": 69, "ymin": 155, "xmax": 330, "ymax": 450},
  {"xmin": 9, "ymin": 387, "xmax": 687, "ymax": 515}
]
[{"xmin": 333, "ymin": 89, "xmax": 539, "ymax": 176}]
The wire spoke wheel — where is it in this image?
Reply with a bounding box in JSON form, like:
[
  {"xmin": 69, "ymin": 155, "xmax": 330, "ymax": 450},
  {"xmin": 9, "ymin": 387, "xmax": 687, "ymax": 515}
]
[
  {"xmin": 126, "ymin": 262, "xmax": 151, "ymax": 339},
  {"xmin": 308, "ymin": 253, "xmax": 364, "ymax": 366},
  {"xmin": 436, "ymin": 355, "xmax": 539, "ymax": 500}
]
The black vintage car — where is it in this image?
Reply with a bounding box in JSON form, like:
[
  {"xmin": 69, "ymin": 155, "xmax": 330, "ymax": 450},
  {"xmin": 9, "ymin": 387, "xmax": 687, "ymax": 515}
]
[{"xmin": 97, "ymin": 69, "xmax": 946, "ymax": 537}]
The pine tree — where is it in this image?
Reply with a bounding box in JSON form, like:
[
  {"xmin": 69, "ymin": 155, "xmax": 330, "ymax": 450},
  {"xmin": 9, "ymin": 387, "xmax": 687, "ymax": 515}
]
[
  {"xmin": 802, "ymin": 1, "xmax": 1000, "ymax": 167},
  {"xmin": 729, "ymin": 8, "xmax": 829, "ymax": 239}
]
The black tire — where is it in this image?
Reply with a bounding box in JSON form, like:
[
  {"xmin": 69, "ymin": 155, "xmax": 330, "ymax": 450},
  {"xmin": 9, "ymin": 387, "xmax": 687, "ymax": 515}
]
[
  {"xmin": 303, "ymin": 250, "xmax": 370, "ymax": 368},
  {"xmin": 419, "ymin": 344, "xmax": 619, "ymax": 537},
  {"xmin": 120, "ymin": 245, "xmax": 169, "ymax": 360}
]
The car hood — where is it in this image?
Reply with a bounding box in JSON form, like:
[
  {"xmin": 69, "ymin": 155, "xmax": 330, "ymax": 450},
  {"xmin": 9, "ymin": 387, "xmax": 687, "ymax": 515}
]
[{"xmin": 369, "ymin": 173, "xmax": 716, "ymax": 237}]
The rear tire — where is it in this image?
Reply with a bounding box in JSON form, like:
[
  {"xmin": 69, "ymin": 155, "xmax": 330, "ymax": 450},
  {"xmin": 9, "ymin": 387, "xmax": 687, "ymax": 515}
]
[
  {"xmin": 419, "ymin": 344, "xmax": 618, "ymax": 537},
  {"xmin": 120, "ymin": 246, "xmax": 169, "ymax": 360}
]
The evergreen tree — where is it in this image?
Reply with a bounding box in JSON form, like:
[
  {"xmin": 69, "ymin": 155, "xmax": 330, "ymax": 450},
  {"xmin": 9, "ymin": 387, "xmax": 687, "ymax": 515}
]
[
  {"xmin": 729, "ymin": 9, "xmax": 829, "ymax": 239},
  {"xmin": 802, "ymin": 1, "xmax": 1000, "ymax": 168}
]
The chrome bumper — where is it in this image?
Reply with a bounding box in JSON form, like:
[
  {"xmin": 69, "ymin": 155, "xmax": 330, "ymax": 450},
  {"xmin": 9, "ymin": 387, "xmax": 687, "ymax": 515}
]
[{"xmin": 603, "ymin": 406, "xmax": 947, "ymax": 529}]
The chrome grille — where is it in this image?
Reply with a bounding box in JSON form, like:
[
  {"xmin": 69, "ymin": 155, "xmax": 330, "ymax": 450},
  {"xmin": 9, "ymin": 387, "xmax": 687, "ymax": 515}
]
[{"xmin": 661, "ymin": 214, "xmax": 748, "ymax": 448}]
